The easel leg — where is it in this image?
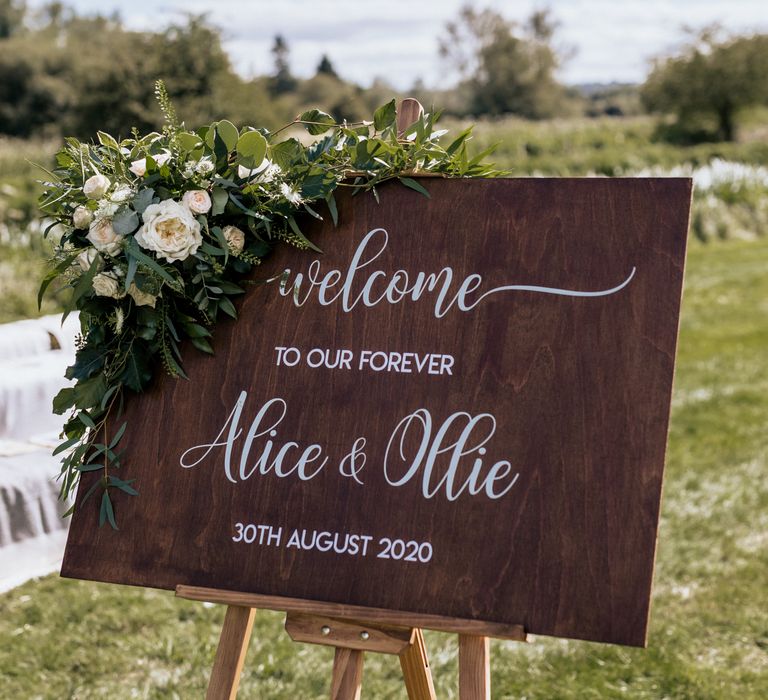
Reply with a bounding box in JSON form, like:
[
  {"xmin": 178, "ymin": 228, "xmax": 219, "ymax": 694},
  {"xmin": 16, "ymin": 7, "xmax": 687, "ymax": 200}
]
[
  {"xmin": 399, "ymin": 629, "xmax": 436, "ymax": 700},
  {"xmin": 206, "ymin": 605, "xmax": 256, "ymax": 700},
  {"xmin": 330, "ymin": 647, "xmax": 364, "ymax": 700},
  {"xmin": 458, "ymin": 634, "xmax": 490, "ymax": 700}
]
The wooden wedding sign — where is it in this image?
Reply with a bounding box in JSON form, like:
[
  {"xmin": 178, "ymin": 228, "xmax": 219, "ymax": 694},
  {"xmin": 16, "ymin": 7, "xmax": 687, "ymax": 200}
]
[{"xmin": 62, "ymin": 172, "xmax": 691, "ymax": 697}]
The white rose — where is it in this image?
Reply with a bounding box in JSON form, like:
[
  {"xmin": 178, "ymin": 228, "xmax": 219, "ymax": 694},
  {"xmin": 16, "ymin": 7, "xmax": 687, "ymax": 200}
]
[
  {"xmin": 83, "ymin": 173, "xmax": 111, "ymax": 199},
  {"xmin": 127, "ymin": 282, "xmax": 157, "ymax": 308},
  {"xmin": 92, "ymin": 272, "xmax": 125, "ymax": 299},
  {"xmin": 72, "ymin": 205, "xmax": 93, "ymax": 229},
  {"xmin": 87, "ymin": 218, "xmax": 124, "ymax": 256},
  {"xmin": 136, "ymin": 199, "xmax": 202, "ymax": 263},
  {"xmin": 129, "ymin": 159, "xmax": 147, "ymax": 177},
  {"xmin": 129, "ymin": 151, "xmax": 171, "ymax": 178},
  {"xmin": 111, "ymin": 184, "xmax": 133, "ymax": 202},
  {"xmin": 182, "ymin": 189, "xmax": 212, "ymax": 214},
  {"xmin": 222, "ymin": 225, "xmax": 245, "ymax": 254},
  {"xmin": 76, "ymin": 248, "xmax": 103, "ymax": 272}
]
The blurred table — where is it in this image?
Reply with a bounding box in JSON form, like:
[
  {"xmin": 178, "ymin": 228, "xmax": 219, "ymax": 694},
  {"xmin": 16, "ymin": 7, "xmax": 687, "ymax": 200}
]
[{"xmin": 0, "ymin": 314, "xmax": 78, "ymax": 591}]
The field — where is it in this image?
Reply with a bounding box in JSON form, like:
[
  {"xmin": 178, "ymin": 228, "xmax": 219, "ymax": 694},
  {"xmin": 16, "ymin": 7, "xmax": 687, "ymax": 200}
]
[
  {"xmin": 1, "ymin": 233, "xmax": 766, "ymax": 698},
  {"xmin": 2, "ymin": 114, "xmax": 768, "ymax": 322},
  {"xmin": 1, "ymin": 113, "xmax": 767, "ymax": 697}
]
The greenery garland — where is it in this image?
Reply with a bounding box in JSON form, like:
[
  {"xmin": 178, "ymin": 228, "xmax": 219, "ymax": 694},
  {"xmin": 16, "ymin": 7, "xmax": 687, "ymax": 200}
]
[{"xmin": 37, "ymin": 81, "xmax": 500, "ymax": 528}]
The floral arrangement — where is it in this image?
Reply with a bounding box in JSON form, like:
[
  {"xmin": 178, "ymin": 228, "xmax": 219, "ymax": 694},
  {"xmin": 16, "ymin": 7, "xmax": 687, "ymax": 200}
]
[{"xmin": 38, "ymin": 82, "xmax": 499, "ymax": 528}]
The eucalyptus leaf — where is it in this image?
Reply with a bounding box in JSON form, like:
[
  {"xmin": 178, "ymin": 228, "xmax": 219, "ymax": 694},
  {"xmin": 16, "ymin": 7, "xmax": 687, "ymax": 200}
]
[
  {"xmin": 175, "ymin": 131, "xmax": 203, "ymax": 152},
  {"xmin": 112, "ymin": 207, "xmax": 139, "ymax": 235},
  {"xmin": 211, "ymin": 187, "xmax": 229, "ymax": 216},
  {"xmin": 373, "ymin": 99, "xmax": 397, "ymax": 130},
  {"xmin": 399, "ymin": 177, "xmax": 431, "ymax": 198},
  {"xmin": 216, "ymin": 120, "xmax": 239, "ymax": 152},
  {"xmin": 133, "ymin": 188, "xmax": 155, "ymax": 214},
  {"xmin": 100, "ymin": 491, "xmax": 118, "ymax": 530},
  {"xmin": 299, "ymin": 109, "xmax": 336, "ymax": 135},
  {"xmin": 236, "ymin": 130, "xmax": 267, "ymax": 169}
]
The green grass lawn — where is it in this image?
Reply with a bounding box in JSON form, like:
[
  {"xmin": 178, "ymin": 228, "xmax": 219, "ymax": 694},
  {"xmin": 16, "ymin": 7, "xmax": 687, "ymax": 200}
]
[{"xmin": 1, "ymin": 238, "xmax": 766, "ymax": 698}]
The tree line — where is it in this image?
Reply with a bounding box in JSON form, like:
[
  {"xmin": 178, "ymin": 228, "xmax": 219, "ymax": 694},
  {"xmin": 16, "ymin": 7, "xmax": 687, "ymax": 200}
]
[{"xmin": 0, "ymin": 1, "xmax": 766, "ymax": 143}]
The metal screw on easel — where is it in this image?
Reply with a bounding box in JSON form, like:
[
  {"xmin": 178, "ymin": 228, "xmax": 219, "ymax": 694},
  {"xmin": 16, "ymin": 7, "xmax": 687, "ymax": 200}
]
[
  {"xmin": 321, "ymin": 625, "xmax": 331, "ymax": 636},
  {"xmin": 359, "ymin": 631, "xmax": 370, "ymax": 641}
]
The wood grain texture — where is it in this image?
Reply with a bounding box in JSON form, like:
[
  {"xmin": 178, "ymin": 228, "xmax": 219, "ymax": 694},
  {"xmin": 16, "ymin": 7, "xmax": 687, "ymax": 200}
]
[
  {"xmin": 397, "ymin": 98, "xmax": 424, "ymax": 136},
  {"xmin": 331, "ymin": 647, "xmax": 364, "ymax": 700},
  {"xmin": 399, "ymin": 628, "xmax": 437, "ymax": 700},
  {"xmin": 175, "ymin": 586, "xmax": 527, "ymax": 640},
  {"xmin": 458, "ymin": 635, "xmax": 490, "ymax": 700},
  {"xmin": 285, "ymin": 612, "xmax": 414, "ymax": 654},
  {"xmin": 62, "ymin": 178, "xmax": 692, "ymax": 647},
  {"xmin": 205, "ymin": 606, "xmax": 255, "ymax": 700}
]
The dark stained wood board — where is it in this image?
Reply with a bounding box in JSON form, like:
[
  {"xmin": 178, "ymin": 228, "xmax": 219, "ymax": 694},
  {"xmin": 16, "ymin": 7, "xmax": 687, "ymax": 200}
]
[{"xmin": 62, "ymin": 177, "xmax": 692, "ymax": 647}]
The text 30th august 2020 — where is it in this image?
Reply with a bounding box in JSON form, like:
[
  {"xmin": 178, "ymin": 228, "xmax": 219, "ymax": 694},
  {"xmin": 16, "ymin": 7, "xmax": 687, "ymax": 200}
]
[{"xmin": 232, "ymin": 522, "xmax": 434, "ymax": 564}]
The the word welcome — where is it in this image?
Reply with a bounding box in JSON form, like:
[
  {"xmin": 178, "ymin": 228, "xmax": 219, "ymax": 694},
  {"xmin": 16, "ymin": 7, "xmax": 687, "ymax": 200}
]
[{"xmin": 271, "ymin": 228, "xmax": 636, "ymax": 318}]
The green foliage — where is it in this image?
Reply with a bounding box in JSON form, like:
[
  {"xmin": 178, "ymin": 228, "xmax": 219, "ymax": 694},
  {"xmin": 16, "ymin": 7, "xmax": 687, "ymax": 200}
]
[
  {"xmin": 0, "ymin": 13, "xmax": 280, "ymax": 139},
  {"xmin": 316, "ymin": 53, "xmax": 338, "ymax": 79},
  {"xmin": 269, "ymin": 34, "xmax": 298, "ymax": 96},
  {"xmin": 37, "ymin": 88, "xmax": 500, "ymax": 526},
  {"xmin": 466, "ymin": 114, "xmax": 768, "ymax": 176},
  {"xmin": 0, "ymin": 0, "xmax": 24, "ymax": 39},
  {"xmin": 5, "ymin": 114, "xmax": 768, "ymax": 325},
  {"xmin": 439, "ymin": 6, "xmax": 566, "ymax": 118},
  {"xmin": 643, "ymin": 30, "xmax": 768, "ymax": 142}
]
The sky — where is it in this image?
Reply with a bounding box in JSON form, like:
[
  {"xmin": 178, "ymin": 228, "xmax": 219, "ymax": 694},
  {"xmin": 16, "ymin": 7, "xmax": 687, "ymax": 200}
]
[{"xmin": 30, "ymin": 0, "xmax": 768, "ymax": 88}]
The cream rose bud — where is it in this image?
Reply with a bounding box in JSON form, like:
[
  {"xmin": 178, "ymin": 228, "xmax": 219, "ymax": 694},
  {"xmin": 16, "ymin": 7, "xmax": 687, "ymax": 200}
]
[
  {"xmin": 154, "ymin": 151, "xmax": 172, "ymax": 167},
  {"xmin": 76, "ymin": 248, "xmax": 103, "ymax": 272},
  {"xmin": 222, "ymin": 225, "xmax": 245, "ymax": 253},
  {"xmin": 83, "ymin": 173, "xmax": 111, "ymax": 199},
  {"xmin": 129, "ymin": 159, "xmax": 147, "ymax": 177},
  {"xmin": 127, "ymin": 282, "xmax": 157, "ymax": 308},
  {"xmin": 130, "ymin": 151, "xmax": 171, "ymax": 177},
  {"xmin": 92, "ymin": 272, "xmax": 125, "ymax": 299},
  {"xmin": 87, "ymin": 218, "xmax": 124, "ymax": 256},
  {"xmin": 136, "ymin": 199, "xmax": 203, "ymax": 262},
  {"xmin": 72, "ymin": 205, "xmax": 93, "ymax": 229},
  {"xmin": 182, "ymin": 189, "xmax": 212, "ymax": 214}
]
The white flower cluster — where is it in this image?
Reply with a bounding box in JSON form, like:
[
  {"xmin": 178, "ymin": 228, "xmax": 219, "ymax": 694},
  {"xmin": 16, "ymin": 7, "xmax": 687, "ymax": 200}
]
[
  {"xmin": 633, "ymin": 159, "xmax": 768, "ymax": 192},
  {"xmin": 74, "ymin": 167, "xmax": 242, "ymax": 307},
  {"xmin": 236, "ymin": 158, "xmax": 302, "ymax": 205},
  {"xmin": 182, "ymin": 156, "xmax": 215, "ymax": 180},
  {"xmin": 279, "ymin": 182, "xmax": 303, "ymax": 206},
  {"xmin": 238, "ymin": 159, "xmax": 282, "ymax": 184}
]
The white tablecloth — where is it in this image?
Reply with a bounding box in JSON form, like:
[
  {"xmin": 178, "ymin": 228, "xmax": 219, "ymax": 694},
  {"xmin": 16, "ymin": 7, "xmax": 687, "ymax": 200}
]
[
  {"xmin": 0, "ymin": 313, "xmax": 79, "ymax": 362},
  {"xmin": 0, "ymin": 350, "xmax": 76, "ymax": 439},
  {"xmin": 0, "ymin": 445, "xmax": 69, "ymax": 547},
  {"xmin": 0, "ymin": 314, "xmax": 79, "ymax": 590}
]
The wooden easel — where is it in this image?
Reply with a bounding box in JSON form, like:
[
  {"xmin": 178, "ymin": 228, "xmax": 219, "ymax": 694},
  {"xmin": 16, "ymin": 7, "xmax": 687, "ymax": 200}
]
[{"xmin": 176, "ymin": 585, "xmax": 526, "ymax": 699}]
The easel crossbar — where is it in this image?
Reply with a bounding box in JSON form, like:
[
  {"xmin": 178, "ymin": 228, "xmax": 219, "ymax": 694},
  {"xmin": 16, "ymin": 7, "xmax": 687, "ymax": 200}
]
[{"xmin": 175, "ymin": 585, "xmax": 527, "ymax": 641}]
